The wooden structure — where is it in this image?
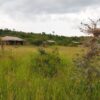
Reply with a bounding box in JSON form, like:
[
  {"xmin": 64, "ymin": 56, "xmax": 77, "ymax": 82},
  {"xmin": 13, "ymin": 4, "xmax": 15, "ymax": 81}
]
[{"xmin": 42, "ymin": 40, "xmax": 56, "ymax": 47}]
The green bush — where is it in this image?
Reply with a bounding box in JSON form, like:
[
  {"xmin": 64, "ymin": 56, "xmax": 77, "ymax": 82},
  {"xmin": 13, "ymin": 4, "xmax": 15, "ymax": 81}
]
[{"xmin": 31, "ymin": 48, "xmax": 62, "ymax": 78}]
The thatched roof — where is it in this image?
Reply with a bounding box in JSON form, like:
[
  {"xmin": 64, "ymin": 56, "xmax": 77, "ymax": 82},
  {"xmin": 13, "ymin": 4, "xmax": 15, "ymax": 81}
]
[
  {"xmin": 47, "ymin": 40, "xmax": 55, "ymax": 43},
  {"xmin": 72, "ymin": 41, "xmax": 80, "ymax": 44},
  {"xmin": 1, "ymin": 36, "xmax": 24, "ymax": 41}
]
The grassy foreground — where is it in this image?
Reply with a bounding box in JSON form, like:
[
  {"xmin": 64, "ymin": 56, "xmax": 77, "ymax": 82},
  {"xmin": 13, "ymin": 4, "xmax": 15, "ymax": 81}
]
[{"xmin": 0, "ymin": 46, "xmax": 100, "ymax": 100}]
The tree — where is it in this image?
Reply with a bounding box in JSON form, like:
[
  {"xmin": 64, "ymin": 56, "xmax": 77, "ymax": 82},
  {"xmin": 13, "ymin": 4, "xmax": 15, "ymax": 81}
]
[{"xmin": 75, "ymin": 19, "xmax": 100, "ymax": 100}]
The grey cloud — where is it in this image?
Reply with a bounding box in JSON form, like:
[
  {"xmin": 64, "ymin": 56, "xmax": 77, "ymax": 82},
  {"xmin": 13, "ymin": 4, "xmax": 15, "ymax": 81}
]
[
  {"xmin": 0, "ymin": 0, "xmax": 100, "ymax": 15},
  {"xmin": 0, "ymin": 0, "xmax": 100, "ymax": 22}
]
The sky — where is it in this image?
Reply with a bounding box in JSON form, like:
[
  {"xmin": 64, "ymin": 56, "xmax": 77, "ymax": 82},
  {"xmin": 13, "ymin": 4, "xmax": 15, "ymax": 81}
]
[{"xmin": 0, "ymin": 0, "xmax": 100, "ymax": 36}]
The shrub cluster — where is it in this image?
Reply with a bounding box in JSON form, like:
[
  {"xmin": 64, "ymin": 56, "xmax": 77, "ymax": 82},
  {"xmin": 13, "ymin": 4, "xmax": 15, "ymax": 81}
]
[{"xmin": 31, "ymin": 48, "xmax": 62, "ymax": 78}]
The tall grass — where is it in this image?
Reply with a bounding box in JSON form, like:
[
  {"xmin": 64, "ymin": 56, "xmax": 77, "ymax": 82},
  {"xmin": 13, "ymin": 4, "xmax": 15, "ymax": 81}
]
[{"xmin": 0, "ymin": 46, "xmax": 99, "ymax": 100}]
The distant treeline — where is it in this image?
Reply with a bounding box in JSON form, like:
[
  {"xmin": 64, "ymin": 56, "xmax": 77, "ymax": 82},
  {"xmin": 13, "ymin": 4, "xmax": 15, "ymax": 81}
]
[{"xmin": 0, "ymin": 28, "xmax": 88, "ymax": 46}]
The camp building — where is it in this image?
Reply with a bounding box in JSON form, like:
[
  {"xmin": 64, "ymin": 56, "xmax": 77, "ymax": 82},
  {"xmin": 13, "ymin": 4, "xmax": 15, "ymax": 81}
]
[{"xmin": 1, "ymin": 36, "xmax": 25, "ymax": 45}]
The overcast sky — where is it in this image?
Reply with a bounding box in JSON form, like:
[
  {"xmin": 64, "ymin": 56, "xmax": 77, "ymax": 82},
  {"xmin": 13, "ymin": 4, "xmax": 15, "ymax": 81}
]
[{"xmin": 0, "ymin": 0, "xmax": 100, "ymax": 36}]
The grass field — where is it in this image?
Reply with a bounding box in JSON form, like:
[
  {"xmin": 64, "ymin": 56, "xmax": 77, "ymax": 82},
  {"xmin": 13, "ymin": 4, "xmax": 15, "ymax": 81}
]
[{"xmin": 0, "ymin": 46, "xmax": 99, "ymax": 100}]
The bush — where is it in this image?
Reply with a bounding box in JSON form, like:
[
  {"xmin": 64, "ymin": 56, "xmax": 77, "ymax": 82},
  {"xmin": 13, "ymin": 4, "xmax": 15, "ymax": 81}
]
[
  {"xmin": 32, "ymin": 39, "xmax": 43, "ymax": 46},
  {"xmin": 31, "ymin": 48, "xmax": 62, "ymax": 78}
]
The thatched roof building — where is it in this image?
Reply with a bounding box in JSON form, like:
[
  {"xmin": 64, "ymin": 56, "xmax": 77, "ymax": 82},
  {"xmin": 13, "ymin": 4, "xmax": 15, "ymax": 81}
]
[
  {"xmin": 46, "ymin": 40, "xmax": 55, "ymax": 43},
  {"xmin": 1, "ymin": 36, "xmax": 25, "ymax": 45}
]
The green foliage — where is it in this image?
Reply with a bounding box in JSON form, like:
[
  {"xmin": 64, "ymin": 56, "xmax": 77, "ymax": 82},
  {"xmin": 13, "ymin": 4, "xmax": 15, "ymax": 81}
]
[
  {"xmin": 0, "ymin": 46, "xmax": 100, "ymax": 100},
  {"xmin": 31, "ymin": 48, "xmax": 62, "ymax": 78},
  {"xmin": 0, "ymin": 28, "xmax": 85, "ymax": 46},
  {"xmin": 32, "ymin": 39, "xmax": 43, "ymax": 46}
]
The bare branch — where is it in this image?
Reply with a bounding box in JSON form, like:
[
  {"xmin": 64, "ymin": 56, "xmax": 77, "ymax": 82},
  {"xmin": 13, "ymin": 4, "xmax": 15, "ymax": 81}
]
[{"xmin": 80, "ymin": 19, "xmax": 100, "ymax": 37}]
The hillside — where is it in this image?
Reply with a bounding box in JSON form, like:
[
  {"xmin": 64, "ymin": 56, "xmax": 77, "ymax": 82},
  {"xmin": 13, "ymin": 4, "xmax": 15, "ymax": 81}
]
[{"xmin": 0, "ymin": 28, "xmax": 85, "ymax": 46}]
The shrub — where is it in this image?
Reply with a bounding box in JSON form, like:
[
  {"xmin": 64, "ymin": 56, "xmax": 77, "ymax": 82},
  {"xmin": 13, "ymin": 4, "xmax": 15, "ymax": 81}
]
[
  {"xmin": 32, "ymin": 39, "xmax": 43, "ymax": 46},
  {"xmin": 31, "ymin": 48, "xmax": 62, "ymax": 78}
]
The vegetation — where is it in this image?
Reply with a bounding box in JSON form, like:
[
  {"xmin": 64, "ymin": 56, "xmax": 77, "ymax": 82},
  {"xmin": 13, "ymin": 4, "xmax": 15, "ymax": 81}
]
[
  {"xmin": 31, "ymin": 48, "xmax": 64, "ymax": 78},
  {"xmin": 0, "ymin": 28, "xmax": 85, "ymax": 46},
  {"xmin": 0, "ymin": 46, "xmax": 99, "ymax": 100},
  {"xmin": 75, "ymin": 19, "xmax": 100, "ymax": 100}
]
